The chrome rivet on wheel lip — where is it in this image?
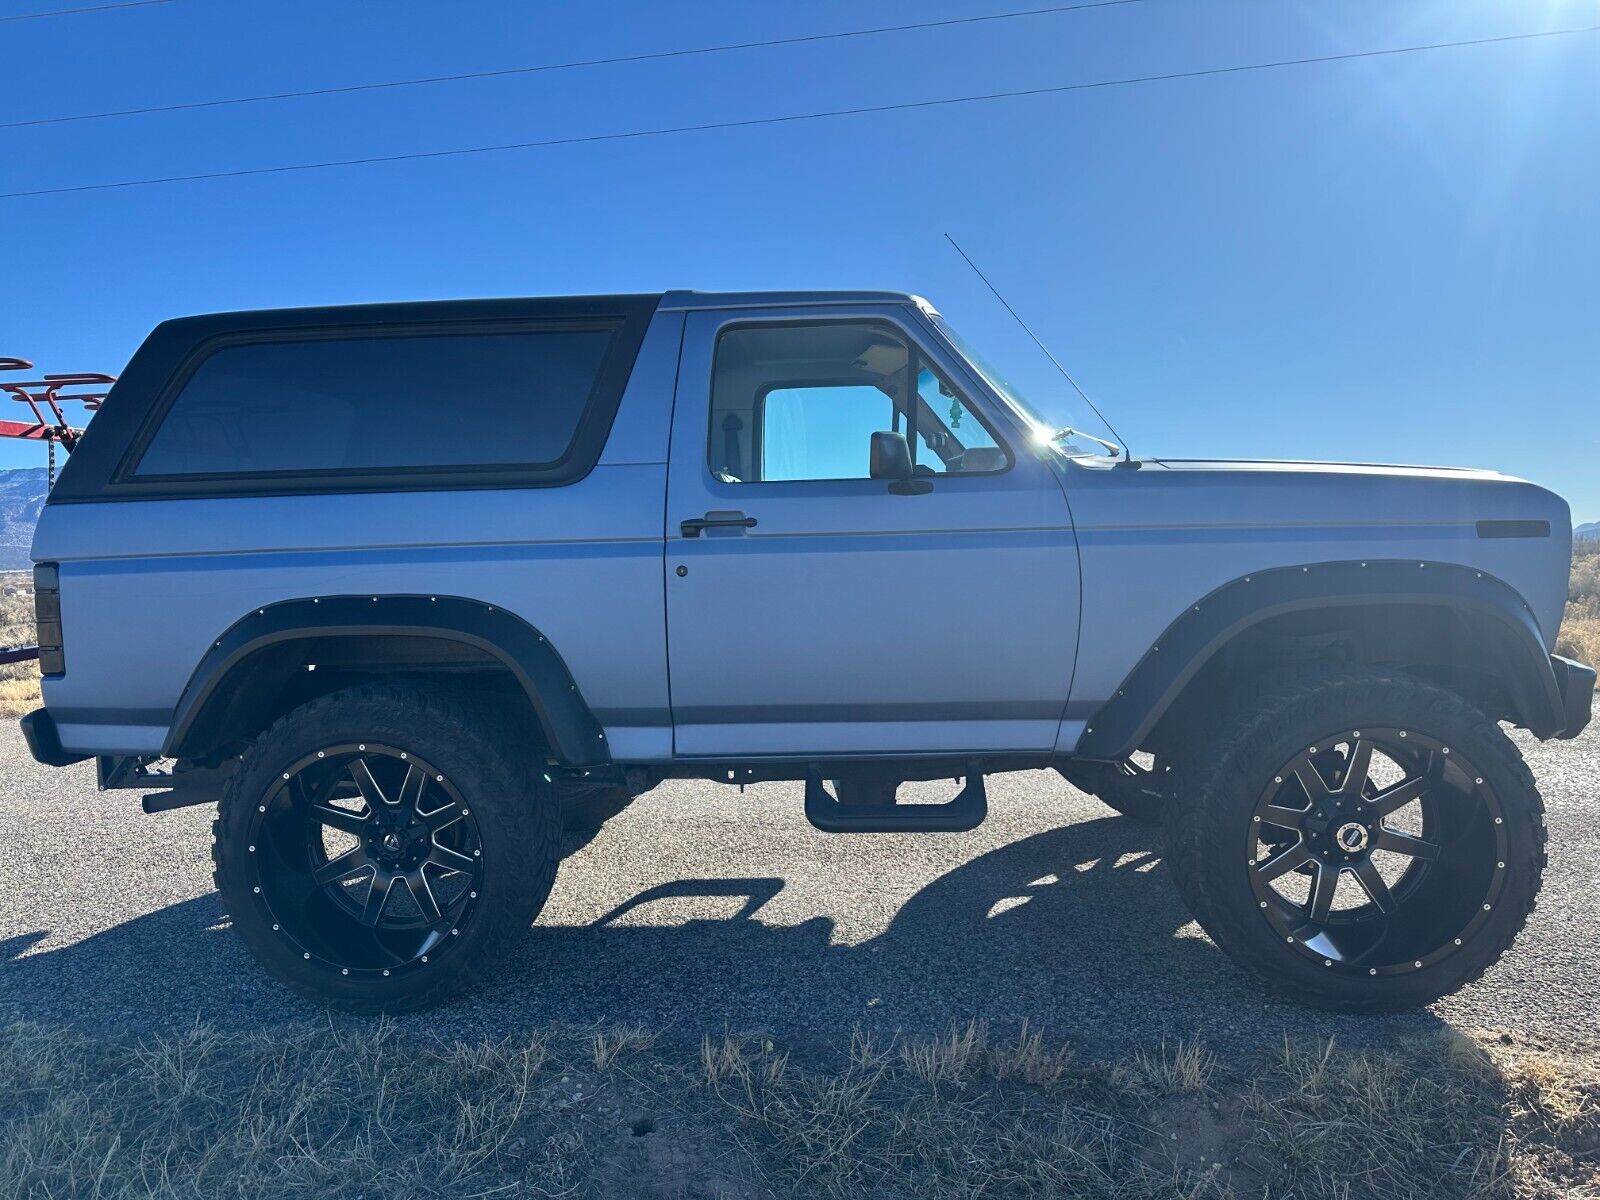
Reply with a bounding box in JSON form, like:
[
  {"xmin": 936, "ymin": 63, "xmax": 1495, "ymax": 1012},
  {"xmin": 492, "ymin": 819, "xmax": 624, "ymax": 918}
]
[
  {"xmin": 1414, "ymin": 961, "xmax": 1422, "ymax": 969},
  {"xmin": 253, "ymin": 886, "xmax": 260, "ymax": 893},
  {"xmin": 1286, "ymin": 936, "xmax": 1294, "ymax": 943},
  {"xmin": 1476, "ymin": 778, "xmax": 1484, "ymax": 785},
  {"xmin": 317, "ymin": 751, "xmax": 324, "ymax": 758},
  {"xmin": 474, "ymin": 850, "xmax": 481, "ymax": 857},
  {"xmin": 400, "ymin": 753, "xmax": 407, "ymax": 759},
  {"xmin": 1498, "ymin": 862, "xmax": 1505, "ymax": 869},
  {"xmin": 1259, "ymin": 901, "xmax": 1267, "ymax": 908},
  {"xmin": 436, "ymin": 775, "xmax": 443, "ymax": 781},
  {"xmin": 1274, "ymin": 777, "xmax": 1282, "ymax": 784},
  {"xmin": 470, "ymin": 892, "xmax": 478, "ymax": 899},
  {"xmin": 272, "ymin": 924, "xmax": 279, "ymax": 931},
  {"xmin": 248, "ymin": 845, "xmax": 255, "ymax": 852},
  {"xmin": 342, "ymin": 968, "xmax": 349, "ymax": 976},
  {"xmin": 1398, "ymin": 731, "xmax": 1407, "ymax": 738},
  {"xmin": 1324, "ymin": 959, "xmax": 1332, "ymax": 967},
  {"xmin": 1369, "ymin": 968, "xmax": 1377, "ymax": 975},
  {"xmin": 421, "ymin": 956, "xmax": 428, "ymax": 963},
  {"xmin": 303, "ymin": 952, "xmax": 311, "ymax": 960},
  {"xmin": 451, "ymin": 929, "xmax": 459, "ymax": 936},
  {"xmin": 1454, "ymin": 938, "xmax": 1463, "ymax": 946},
  {"xmin": 1442, "ymin": 747, "xmax": 1450, "ymax": 755},
  {"xmin": 358, "ymin": 744, "xmax": 366, "ymax": 751},
  {"xmin": 283, "ymin": 773, "xmax": 290, "ymax": 780},
  {"xmin": 1253, "ymin": 815, "xmax": 1261, "ymax": 822},
  {"xmin": 258, "ymin": 806, "xmax": 266, "ymax": 813},
  {"xmin": 1483, "ymin": 903, "xmax": 1491, "ymax": 910},
  {"xmin": 1495, "ymin": 817, "xmax": 1503, "ymax": 825},
  {"xmin": 382, "ymin": 969, "xmax": 390, "ymax": 977}
]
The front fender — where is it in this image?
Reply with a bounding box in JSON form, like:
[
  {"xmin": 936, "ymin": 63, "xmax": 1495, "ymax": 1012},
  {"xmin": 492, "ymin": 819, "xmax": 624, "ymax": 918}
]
[{"xmin": 1074, "ymin": 560, "xmax": 1571, "ymax": 758}]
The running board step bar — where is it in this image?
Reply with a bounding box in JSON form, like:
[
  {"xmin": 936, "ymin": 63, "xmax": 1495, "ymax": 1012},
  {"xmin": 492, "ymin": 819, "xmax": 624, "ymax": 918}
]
[{"xmin": 803, "ymin": 764, "xmax": 987, "ymax": 833}]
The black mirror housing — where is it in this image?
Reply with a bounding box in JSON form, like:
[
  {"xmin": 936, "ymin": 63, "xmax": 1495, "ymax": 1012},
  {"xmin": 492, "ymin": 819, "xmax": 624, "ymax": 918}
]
[{"xmin": 869, "ymin": 431, "xmax": 913, "ymax": 480}]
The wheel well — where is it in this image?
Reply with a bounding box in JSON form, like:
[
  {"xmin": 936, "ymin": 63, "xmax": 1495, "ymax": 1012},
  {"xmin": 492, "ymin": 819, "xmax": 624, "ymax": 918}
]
[
  {"xmin": 1146, "ymin": 601, "xmax": 1539, "ymax": 755},
  {"xmin": 173, "ymin": 633, "xmax": 546, "ymax": 764}
]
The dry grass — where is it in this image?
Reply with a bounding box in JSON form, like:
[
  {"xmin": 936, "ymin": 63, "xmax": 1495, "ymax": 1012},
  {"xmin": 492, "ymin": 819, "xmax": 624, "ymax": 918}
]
[
  {"xmin": 1557, "ymin": 540, "xmax": 1600, "ymax": 666},
  {"xmin": 0, "ymin": 583, "xmax": 40, "ymax": 718},
  {"xmin": 1, "ymin": 1021, "xmax": 1595, "ymax": 1199}
]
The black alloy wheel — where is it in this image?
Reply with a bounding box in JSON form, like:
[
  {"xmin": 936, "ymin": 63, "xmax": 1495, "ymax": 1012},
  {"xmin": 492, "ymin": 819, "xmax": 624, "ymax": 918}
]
[
  {"xmin": 1162, "ymin": 672, "xmax": 1545, "ymax": 1011},
  {"xmin": 246, "ymin": 744, "xmax": 483, "ymax": 977},
  {"xmin": 1246, "ymin": 728, "xmax": 1505, "ymax": 977},
  {"xmin": 214, "ymin": 684, "xmax": 560, "ymax": 1011}
]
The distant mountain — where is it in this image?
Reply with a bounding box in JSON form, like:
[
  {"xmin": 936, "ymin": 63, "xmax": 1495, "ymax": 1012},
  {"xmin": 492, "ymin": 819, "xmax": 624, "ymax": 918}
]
[
  {"xmin": 0, "ymin": 467, "xmax": 49, "ymax": 571},
  {"xmin": 1577, "ymin": 521, "xmax": 1600, "ymax": 542}
]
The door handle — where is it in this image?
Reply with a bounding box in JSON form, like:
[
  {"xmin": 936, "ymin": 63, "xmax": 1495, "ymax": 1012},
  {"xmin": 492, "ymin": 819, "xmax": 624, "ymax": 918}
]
[{"xmin": 681, "ymin": 511, "xmax": 758, "ymax": 537}]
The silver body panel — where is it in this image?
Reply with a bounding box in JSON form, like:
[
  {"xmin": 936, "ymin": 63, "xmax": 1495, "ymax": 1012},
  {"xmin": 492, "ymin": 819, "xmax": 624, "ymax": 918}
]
[{"xmin": 32, "ymin": 291, "xmax": 1576, "ymax": 762}]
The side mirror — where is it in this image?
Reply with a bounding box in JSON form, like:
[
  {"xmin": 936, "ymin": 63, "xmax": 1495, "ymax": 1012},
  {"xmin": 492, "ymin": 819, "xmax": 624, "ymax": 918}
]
[
  {"xmin": 869, "ymin": 431, "xmax": 932, "ymax": 495},
  {"xmin": 869, "ymin": 431, "xmax": 912, "ymax": 480}
]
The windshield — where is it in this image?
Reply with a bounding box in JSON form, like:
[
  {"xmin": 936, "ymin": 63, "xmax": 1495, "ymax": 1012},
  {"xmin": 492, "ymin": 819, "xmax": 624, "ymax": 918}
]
[{"xmin": 927, "ymin": 312, "xmax": 1120, "ymax": 459}]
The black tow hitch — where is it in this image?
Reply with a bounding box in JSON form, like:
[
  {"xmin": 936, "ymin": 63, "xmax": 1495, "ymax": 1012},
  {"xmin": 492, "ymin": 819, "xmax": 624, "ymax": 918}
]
[{"xmin": 97, "ymin": 755, "xmax": 233, "ymax": 814}]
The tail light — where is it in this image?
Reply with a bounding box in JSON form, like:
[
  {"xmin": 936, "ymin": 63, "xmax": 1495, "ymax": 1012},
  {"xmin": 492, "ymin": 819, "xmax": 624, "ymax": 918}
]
[{"xmin": 33, "ymin": 563, "xmax": 63, "ymax": 676}]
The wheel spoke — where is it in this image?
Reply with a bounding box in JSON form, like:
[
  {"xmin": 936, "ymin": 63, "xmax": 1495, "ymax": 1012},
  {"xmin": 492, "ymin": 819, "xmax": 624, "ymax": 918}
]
[
  {"xmin": 1260, "ymin": 803, "xmax": 1309, "ymax": 831},
  {"xmin": 1365, "ymin": 775, "xmax": 1427, "ymax": 817},
  {"xmin": 351, "ymin": 757, "xmax": 392, "ymax": 809},
  {"xmin": 1372, "ymin": 827, "xmax": 1440, "ymax": 861},
  {"xmin": 397, "ymin": 763, "xmax": 426, "ymax": 814},
  {"xmin": 1290, "ymin": 754, "xmax": 1333, "ymax": 801},
  {"xmin": 427, "ymin": 842, "xmax": 477, "ymax": 875},
  {"xmin": 313, "ymin": 846, "xmax": 370, "ymax": 885},
  {"xmin": 361, "ymin": 871, "xmax": 396, "ymax": 926},
  {"xmin": 403, "ymin": 872, "xmax": 443, "ymax": 925},
  {"xmin": 310, "ymin": 803, "xmax": 369, "ymax": 835},
  {"xmin": 1352, "ymin": 859, "xmax": 1397, "ymax": 913},
  {"xmin": 419, "ymin": 800, "xmax": 465, "ymax": 833},
  {"xmin": 1306, "ymin": 862, "xmax": 1341, "ymax": 921},
  {"xmin": 1338, "ymin": 738, "xmax": 1374, "ymax": 795},
  {"xmin": 1256, "ymin": 841, "xmax": 1314, "ymax": 884}
]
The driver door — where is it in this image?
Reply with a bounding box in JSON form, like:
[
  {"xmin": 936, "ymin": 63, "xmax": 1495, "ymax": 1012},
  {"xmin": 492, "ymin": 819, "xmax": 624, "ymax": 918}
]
[{"xmin": 664, "ymin": 303, "xmax": 1080, "ymax": 758}]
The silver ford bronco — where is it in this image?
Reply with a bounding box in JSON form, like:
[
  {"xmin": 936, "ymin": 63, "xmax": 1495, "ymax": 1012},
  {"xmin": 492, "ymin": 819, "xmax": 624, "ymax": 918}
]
[{"xmin": 18, "ymin": 290, "xmax": 1594, "ymax": 1012}]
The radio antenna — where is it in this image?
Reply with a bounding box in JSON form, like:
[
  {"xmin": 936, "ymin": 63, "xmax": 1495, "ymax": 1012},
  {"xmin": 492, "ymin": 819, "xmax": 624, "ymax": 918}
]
[{"xmin": 943, "ymin": 233, "xmax": 1130, "ymax": 461}]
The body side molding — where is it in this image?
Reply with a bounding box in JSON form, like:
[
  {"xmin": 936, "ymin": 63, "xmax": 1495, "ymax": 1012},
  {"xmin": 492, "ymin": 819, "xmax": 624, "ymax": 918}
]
[{"xmin": 164, "ymin": 595, "xmax": 609, "ymax": 766}]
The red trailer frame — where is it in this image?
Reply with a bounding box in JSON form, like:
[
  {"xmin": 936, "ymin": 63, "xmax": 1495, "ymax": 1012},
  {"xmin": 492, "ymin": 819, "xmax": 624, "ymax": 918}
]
[{"xmin": 1, "ymin": 356, "xmax": 115, "ymax": 665}]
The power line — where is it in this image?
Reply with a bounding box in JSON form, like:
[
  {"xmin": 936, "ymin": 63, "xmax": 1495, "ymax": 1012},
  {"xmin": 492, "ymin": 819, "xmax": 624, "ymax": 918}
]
[
  {"xmin": 3, "ymin": 0, "xmax": 1148, "ymax": 130},
  {"xmin": 4, "ymin": 23, "xmax": 1594, "ymax": 201},
  {"xmin": 1, "ymin": 0, "xmax": 173, "ymax": 22}
]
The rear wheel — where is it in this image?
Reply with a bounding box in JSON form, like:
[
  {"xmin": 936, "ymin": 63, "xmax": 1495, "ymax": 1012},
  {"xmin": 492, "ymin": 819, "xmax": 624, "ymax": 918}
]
[
  {"xmin": 1164, "ymin": 672, "xmax": 1545, "ymax": 1011},
  {"xmin": 213, "ymin": 684, "xmax": 560, "ymax": 1012}
]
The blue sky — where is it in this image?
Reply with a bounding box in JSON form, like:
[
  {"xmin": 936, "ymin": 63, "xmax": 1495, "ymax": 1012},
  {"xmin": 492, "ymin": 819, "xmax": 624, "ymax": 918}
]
[{"xmin": 4, "ymin": 0, "xmax": 1597, "ymax": 520}]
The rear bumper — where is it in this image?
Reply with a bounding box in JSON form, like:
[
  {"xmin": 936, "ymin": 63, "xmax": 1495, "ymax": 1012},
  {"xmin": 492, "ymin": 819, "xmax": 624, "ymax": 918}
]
[
  {"xmin": 19, "ymin": 708, "xmax": 90, "ymax": 768},
  {"xmin": 1552, "ymin": 655, "xmax": 1596, "ymax": 739}
]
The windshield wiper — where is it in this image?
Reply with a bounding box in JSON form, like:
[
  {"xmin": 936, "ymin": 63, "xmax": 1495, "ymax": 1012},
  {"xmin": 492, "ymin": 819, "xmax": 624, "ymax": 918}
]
[{"xmin": 1051, "ymin": 426, "xmax": 1122, "ymax": 458}]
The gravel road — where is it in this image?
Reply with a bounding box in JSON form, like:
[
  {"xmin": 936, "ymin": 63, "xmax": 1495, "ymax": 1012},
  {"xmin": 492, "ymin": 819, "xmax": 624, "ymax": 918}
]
[{"xmin": 1, "ymin": 724, "xmax": 1594, "ymax": 1055}]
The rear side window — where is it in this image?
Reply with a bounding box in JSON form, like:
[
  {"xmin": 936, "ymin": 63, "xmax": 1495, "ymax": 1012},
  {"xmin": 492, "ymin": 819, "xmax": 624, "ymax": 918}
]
[{"xmin": 134, "ymin": 326, "xmax": 616, "ymax": 480}]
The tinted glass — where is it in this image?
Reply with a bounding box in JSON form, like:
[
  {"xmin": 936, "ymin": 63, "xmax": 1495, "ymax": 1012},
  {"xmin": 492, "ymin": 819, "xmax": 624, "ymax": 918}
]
[{"xmin": 136, "ymin": 327, "xmax": 615, "ymax": 477}]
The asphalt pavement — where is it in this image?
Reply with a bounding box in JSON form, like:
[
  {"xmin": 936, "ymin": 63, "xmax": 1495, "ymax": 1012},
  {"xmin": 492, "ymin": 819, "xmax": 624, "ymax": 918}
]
[{"xmin": 1, "ymin": 724, "xmax": 1594, "ymax": 1055}]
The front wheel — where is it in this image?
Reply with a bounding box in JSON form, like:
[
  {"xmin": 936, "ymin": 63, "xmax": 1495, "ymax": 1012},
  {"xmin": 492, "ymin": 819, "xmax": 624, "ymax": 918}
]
[
  {"xmin": 1164, "ymin": 672, "xmax": 1546, "ymax": 1011},
  {"xmin": 213, "ymin": 684, "xmax": 561, "ymax": 1012}
]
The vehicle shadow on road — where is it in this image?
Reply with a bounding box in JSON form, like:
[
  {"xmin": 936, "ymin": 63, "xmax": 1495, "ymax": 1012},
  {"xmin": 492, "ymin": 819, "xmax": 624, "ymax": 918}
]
[{"xmin": 0, "ymin": 809, "xmax": 1450, "ymax": 1053}]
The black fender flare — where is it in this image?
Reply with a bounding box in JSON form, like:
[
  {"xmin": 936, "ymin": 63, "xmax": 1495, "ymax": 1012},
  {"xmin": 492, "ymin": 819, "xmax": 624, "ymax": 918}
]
[
  {"xmin": 1074, "ymin": 559, "xmax": 1566, "ymax": 759},
  {"xmin": 163, "ymin": 595, "xmax": 609, "ymax": 766}
]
